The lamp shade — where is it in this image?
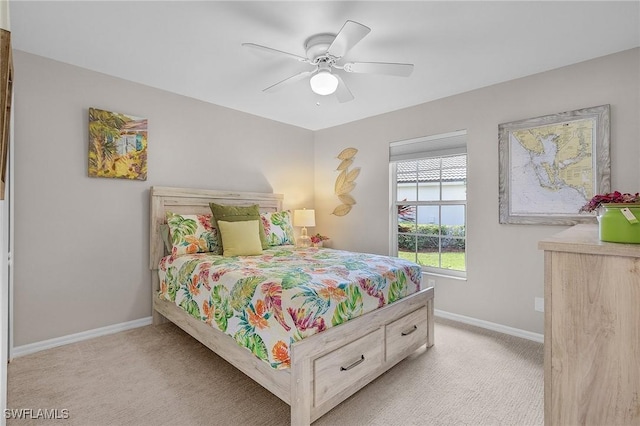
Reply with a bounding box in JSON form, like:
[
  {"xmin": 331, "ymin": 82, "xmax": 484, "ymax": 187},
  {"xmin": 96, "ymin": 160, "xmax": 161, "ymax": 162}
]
[
  {"xmin": 293, "ymin": 209, "xmax": 316, "ymax": 227},
  {"xmin": 309, "ymin": 70, "xmax": 338, "ymax": 96}
]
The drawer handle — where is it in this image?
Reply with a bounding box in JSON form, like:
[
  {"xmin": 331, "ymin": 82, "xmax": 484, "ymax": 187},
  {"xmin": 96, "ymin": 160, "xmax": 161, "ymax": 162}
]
[
  {"xmin": 401, "ymin": 325, "xmax": 418, "ymax": 336},
  {"xmin": 340, "ymin": 355, "xmax": 365, "ymax": 371}
]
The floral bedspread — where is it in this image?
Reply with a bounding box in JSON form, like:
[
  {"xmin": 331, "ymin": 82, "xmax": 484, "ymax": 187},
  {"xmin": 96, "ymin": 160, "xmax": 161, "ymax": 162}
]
[{"xmin": 158, "ymin": 246, "xmax": 422, "ymax": 369}]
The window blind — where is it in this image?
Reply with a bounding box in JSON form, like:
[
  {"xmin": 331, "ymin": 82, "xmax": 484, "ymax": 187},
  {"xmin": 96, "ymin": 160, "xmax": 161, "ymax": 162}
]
[{"xmin": 389, "ymin": 130, "xmax": 467, "ymax": 162}]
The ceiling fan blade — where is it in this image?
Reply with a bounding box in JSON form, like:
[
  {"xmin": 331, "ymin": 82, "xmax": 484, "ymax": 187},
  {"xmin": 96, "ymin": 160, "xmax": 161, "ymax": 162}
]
[
  {"xmin": 334, "ymin": 74, "xmax": 354, "ymax": 103},
  {"xmin": 242, "ymin": 43, "xmax": 308, "ymax": 62},
  {"xmin": 263, "ymin": 70, "xmax": 314, "ymax": 93},
  {"xmin": 343, "ymin": 62, "xmax": 414, "ymax": 77},
  {"xmin": 327, "ymin": 20, "xmax": 371, "ymax": 58}
]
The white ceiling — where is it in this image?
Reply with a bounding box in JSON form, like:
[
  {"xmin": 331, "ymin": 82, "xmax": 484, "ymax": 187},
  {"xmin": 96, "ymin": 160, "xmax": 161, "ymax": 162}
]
[{"xmin": 9, "ymin": 1, "xmax": 640, "ymax": 131}]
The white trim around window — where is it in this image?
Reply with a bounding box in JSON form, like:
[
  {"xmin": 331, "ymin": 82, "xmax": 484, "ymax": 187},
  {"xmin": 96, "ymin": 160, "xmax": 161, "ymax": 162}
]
[{"xmin": 389, "ymin": 131, "xmax": 467, "ymax": 279}]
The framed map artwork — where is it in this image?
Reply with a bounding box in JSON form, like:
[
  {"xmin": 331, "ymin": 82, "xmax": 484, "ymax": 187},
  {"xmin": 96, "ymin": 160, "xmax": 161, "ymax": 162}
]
[{"xmin": 498, "ymin": 104, "xmax": 610, "ymax": 225}]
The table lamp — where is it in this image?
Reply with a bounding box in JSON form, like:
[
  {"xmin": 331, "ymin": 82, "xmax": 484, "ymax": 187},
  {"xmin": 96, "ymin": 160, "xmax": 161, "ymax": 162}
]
[{"xmin": 293, "ymin": 208, "xmax": 316, "ymax": 248}]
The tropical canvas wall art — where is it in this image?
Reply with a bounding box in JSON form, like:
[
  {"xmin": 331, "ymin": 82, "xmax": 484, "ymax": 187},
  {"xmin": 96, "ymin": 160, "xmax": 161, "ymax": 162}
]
[{"xmin": 88, "ymin": 107, "xmax": 148, "ymax": 180}]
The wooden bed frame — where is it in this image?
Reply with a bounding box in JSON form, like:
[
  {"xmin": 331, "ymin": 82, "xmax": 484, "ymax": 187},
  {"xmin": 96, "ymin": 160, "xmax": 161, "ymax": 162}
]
[{"xmin": 149, "ymin": 186, "xmax": 435, "ymax": 425}]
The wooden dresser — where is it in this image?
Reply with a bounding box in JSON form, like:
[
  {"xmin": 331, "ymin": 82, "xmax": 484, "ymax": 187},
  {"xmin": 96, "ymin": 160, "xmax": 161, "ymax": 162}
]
[{"xmin": 539, "ymin": 224, "xmax": 640, "ymax": 425}]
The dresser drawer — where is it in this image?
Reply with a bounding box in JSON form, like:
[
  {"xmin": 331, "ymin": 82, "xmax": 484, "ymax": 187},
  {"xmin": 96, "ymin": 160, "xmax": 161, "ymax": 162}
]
[
  {"xmin": 313, "ymin": 328, "xmax": 384, "ymax": 407},
  {"xmin": 385, "ymin": 306, "xmax": 429, "ymax": 361}
]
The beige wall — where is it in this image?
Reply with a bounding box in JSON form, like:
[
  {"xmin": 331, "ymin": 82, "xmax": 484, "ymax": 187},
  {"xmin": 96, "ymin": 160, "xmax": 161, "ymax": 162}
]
[
  {"xmin": 11, "ymin": 47, "xmax": 639, "ymax": 346},
  {"xmin": 0, "ymin": 0, "xmax": 8, "ymax": 30},
  {"xmin": 313, "ymin": 48, "xmax": 640, "ymax": 334},
  {"xmin": 12, "ymin": 51, "xmax": 314, "ymax": 346}
]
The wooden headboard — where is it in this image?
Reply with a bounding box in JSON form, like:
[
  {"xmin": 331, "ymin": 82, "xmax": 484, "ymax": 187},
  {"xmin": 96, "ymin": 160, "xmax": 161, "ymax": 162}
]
[
  {"xmin": 149, "ymin": 186, "xmax": 284, "ymax": 324},
  {"xmin": 149, "ymin": 186, "xmax": 284, "ymax": 271}
]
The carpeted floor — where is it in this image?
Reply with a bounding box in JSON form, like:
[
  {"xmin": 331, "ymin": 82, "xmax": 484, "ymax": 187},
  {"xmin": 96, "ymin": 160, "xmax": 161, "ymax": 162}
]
[{"xmin": 7, "ymin": 318, "xmax": 543, "ymax": 425}]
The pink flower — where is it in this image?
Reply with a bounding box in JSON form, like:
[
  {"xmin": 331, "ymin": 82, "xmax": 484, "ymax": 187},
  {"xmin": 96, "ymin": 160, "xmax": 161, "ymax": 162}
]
[
  {"xmin": 580, "ymin": 191, "xmax": 640, "ymax": 213},
  {"xmin": 310, "ymin": 234, "xmax": 329, "ymax": 244}
]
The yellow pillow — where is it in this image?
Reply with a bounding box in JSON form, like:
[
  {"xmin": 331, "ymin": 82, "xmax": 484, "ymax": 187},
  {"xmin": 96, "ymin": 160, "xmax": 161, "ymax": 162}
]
[{"xmin": 217, "ymin": 220, "xmax": 263, "ymax": 257}]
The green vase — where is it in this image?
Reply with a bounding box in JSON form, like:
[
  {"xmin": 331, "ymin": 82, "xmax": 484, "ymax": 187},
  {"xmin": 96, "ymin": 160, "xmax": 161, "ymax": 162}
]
[{"xmin": 598, "ymin": 203, "xmax": 640, "ymax": 244}]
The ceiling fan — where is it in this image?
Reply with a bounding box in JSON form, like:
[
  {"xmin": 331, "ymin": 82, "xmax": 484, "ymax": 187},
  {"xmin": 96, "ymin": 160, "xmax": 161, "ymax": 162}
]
[{"xmin": 242, "ymin": 20, "xmax": 414, "ymax": 103}]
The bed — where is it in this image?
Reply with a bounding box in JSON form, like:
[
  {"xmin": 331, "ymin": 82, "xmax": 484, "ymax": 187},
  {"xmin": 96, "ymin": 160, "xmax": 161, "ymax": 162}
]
[{"xmin": 149, "ymin": 186, "xmax": 434, "ymax": 425}]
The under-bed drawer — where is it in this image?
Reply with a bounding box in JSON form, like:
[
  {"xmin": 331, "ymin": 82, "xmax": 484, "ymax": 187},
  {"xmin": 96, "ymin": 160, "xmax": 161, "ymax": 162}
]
[
  {"xmin": 313, "ymin": 328, "xmax": 384, "ymax": 407},
  {"xmin": 385, "ymin": 306, "xmax": 429, "ymax": 361}
]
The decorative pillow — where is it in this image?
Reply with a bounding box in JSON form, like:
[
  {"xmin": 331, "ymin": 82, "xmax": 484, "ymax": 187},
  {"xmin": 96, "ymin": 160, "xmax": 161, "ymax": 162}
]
[
  {"xmin": 217, "ymin": 220, "xmax": 263, "ymax": 257},
  {"xmin": 159, "ymin": 223, "xmax": 172, "ymax": 254},
  {"xmin": 165, "ymin": 212, "xmax": 220, "ymax": 256},
  {"xmin": 261, "ymin": 210, "xmax": 295, "ymax": 246},
  {"xmin": 209, "ymin": 203, "xmax": 269, "ymax": 250}
]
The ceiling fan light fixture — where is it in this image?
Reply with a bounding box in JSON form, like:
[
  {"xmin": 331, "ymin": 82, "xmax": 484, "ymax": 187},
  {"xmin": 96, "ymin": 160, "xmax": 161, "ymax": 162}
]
[
  {"xmin": 310, "ymin": 69, "xmax": 338, "ymax": 96},
  {"xmin": 244, "ymin": 20, "xmax": 413, "ymax": 101}
]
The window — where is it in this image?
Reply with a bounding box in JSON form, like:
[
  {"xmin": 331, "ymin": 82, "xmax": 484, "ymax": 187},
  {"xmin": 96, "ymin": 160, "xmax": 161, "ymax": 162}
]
[{"xmin": 390, "ymin": 131, "xmax": 467, "ymax": 278}]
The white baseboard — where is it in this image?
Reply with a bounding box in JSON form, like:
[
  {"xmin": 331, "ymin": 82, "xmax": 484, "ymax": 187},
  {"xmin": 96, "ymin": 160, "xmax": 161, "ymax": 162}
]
[
  {"xmin": 435, "ymin": 309, "xmax": 544, "ymax": 343},
  {"xmin": 11, "ymin": 317, "xmax": 153, "ymax": 359},
  {"xmin": 10, "ymin": 311, "xmax": 542, "ymax": 358}
]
